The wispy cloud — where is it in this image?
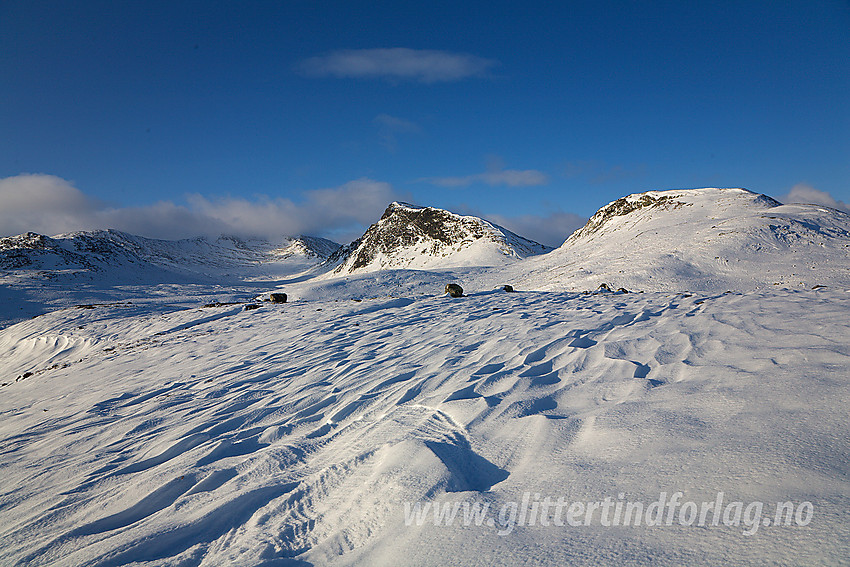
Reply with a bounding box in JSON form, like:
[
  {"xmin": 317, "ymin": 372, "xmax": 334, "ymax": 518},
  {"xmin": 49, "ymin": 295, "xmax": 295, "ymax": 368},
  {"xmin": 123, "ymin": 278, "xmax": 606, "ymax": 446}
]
[
  {"xmin": 421, "ymin": 159, "xmax": 549, "ymax": 188},
  {"xmin": 297, "ymin": 48, "xmax": 499, "ymax": 83},
  {"xmin": 0, "ymin": 174, "xmax": 406, "ymax": 243},
  {"xmin": 562, "ymin": 160, "xmax": 647, "ymax": 185},
  {"xmin": 777, "ymin": 183, "xmax": 850, "ymax": 213},
  {"xmin": 374, "ymin": 113, "xmax": 420, "ymax": 152},
  {"xmin": 433, "ymin": 169, "xmax": 548, "ymax": 187}
]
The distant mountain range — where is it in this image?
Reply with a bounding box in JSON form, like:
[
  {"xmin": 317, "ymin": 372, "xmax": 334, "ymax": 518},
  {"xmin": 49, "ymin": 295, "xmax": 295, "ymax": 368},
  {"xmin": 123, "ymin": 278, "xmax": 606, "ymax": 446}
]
[
  {"xmin": 3, "ymin": 188, "xmax": 849, "ymax": 293},
  {"xmin": 0, "ymin": 230, "xmax": 341, "ymax": 282}
]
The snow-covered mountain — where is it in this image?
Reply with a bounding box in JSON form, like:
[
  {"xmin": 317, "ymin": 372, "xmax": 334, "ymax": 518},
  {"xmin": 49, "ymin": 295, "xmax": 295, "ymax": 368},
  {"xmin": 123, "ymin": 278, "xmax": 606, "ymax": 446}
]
[
  {"xmin": 267, "ymin": 235, "xmax": 341, "ymax": 260},
  {"xmin": 512, "ymin": 187, "xmax": 850, "ymax": 293},
  {"xmin": 323, "ymin": 202, "xmax": 552, "ymax": 275},
  {"xmin": 0, "ymin": 229, "xmax": 340, "ymax": 282},
  {"xmin": 2, "ymin": 188, "xmax": 850, "ymax": 566}
]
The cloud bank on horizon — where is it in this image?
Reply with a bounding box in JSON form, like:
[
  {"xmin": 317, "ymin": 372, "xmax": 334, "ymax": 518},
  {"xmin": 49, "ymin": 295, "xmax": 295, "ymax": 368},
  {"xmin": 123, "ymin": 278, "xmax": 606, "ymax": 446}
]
[
  {"xmin": 0, "ymin": 174, "xmax": 586, "ymax": 247},
  {"xmin": 0, "ymin": 174, "xmax": 404, "ymax": 243},
  {"xmin": 2, "ymin": 174, "xmax": 845, "ymax": 248}
]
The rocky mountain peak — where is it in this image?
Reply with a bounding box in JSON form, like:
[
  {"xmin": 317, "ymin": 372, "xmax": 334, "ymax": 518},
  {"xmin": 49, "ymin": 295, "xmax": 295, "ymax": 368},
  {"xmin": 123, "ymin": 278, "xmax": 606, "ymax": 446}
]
[{"xmin": 326, "ymin": 202, "xmax": 552, "ymax": 275}]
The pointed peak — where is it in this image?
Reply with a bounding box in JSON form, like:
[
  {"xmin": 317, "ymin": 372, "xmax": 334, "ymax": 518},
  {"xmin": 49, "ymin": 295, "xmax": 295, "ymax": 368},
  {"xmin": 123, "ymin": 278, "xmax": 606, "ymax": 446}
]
[{"xmin": 381, "ymin": 201, "xmax": 425, "ymax": 218}]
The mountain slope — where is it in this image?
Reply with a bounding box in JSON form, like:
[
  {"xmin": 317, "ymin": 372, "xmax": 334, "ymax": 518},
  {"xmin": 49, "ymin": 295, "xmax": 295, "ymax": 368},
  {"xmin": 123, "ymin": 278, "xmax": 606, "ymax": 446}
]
[
  {"xmin": 511, "ymin": 188, "xmax": 850, "ymax": 292},
  {"xmin": 0, "ymin": 230, "xmax": 340, "ymax": 282},
  {"xmin": 0, "ymin": 230, "xmax": 341, "ymax": 328},
  {"xmin": 324, "ymin": 202, "xmax": 551, "ymax": 275}
]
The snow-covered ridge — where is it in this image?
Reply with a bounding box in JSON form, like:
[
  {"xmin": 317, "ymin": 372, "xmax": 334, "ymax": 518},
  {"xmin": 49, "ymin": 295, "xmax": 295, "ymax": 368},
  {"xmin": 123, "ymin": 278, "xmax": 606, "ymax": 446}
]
[
  {"xmin": 269, "ymin": 235, "xmax": 342, "ymax": 260},
  {"xmin": 4, "ymin": 188, "xmax": 850, "ymax": 327},
  {"xmin": 565, "ymin": 187, "xmax": 781, "ymax": 244},
  {"xmin": 0, "ymin": 229, "xmax": 340, "ymax": 280},
  {"xmin": 511, "ymin": 187, "xmax": 850, "ymax": 293},
  {"xmin": 325, "ymin": 201, "xmax": 552, "ymax": 275}
]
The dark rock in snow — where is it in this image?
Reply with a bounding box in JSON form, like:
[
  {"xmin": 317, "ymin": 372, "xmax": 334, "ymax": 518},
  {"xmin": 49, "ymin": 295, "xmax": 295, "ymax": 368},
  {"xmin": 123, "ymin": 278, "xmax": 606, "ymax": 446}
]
[
  {"xmin": 269, "ymin": 293, "xmax": 287, "ymax": 304},
  {"xmin": 244, "ymin": 303, "xmax": 260, "ymax": 311},
  {"xmin": 445, "ymin": 284, "xmax": 464, "ymax": 297},
  {"xmin": 583, "ymin": 283, "xmax": 629, "ymax": 295},
  {"xmin": 501, "ymin": 285, "xmax": 515, "ymax": 292}
]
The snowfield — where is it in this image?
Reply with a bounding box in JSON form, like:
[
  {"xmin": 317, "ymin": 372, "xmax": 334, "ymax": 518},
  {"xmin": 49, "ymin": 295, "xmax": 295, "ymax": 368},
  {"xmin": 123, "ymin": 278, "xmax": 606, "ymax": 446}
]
[
  {"xmin": 1, "ymin": 188, "xmax": 849, "ymax": 565},
  {"xmin": 2, "ymin": 288, "xmax": 849, "ymax": 565}
]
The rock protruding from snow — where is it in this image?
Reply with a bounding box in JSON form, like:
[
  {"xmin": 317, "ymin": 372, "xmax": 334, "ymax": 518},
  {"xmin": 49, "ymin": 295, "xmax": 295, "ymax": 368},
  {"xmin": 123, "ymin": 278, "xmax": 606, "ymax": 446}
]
[
  {"xmin": 445, "ymin": 283, "xmax": 464, "ymax": 297},
  {"xmin": 325, "ymin": 202, "xmax": 552, "ymax": 275}
]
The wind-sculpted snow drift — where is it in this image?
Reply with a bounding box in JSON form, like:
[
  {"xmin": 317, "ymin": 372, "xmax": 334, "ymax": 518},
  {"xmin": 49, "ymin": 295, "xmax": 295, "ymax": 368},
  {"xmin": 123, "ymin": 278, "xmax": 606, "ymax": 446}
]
[
  {"xmin": 1, "ymin": 289, "xmax": 849, "ymax": 565},
  {"xmin": 1, "ymin": 188, "xmax": 850, "ymax": 565}
]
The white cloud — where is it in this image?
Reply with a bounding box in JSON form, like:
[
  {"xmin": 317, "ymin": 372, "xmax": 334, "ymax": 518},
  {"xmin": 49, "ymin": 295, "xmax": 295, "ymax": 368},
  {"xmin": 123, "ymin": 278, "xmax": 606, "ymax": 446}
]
[
  {"xmin": 0, "ymin": 174, "xmax": 105, "ymax": 236},
  {"xmin": 487, "ymin": 211, "xmax": 587, "ymax": 248},
  {"xmin": 777, "ymin": 183, "xmax": 850, "ymax": 213},
  {"xmin": 0, "ymin": 174, "xmax": 406, "ymax": 243},
  {"xmin": 298, "ymin": 48, "xmax": 499, "ymax": 83}
]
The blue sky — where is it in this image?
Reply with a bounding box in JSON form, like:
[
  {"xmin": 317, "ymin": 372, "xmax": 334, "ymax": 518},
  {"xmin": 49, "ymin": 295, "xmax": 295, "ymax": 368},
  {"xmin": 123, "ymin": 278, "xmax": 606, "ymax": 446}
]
[{"xmin": 1, "ymin": 0, "xmax": 848, "ymax": 245}]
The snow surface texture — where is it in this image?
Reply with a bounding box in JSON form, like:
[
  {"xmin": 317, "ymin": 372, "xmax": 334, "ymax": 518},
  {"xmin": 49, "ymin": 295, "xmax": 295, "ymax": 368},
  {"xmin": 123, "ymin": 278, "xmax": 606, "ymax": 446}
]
[
  {"xmin": 2, "ymin": 290, "xmax": 849, "ymax": 566},
  {"xmin": 1, "ymin": 188, "xmax": 850, "ymax": 565}
]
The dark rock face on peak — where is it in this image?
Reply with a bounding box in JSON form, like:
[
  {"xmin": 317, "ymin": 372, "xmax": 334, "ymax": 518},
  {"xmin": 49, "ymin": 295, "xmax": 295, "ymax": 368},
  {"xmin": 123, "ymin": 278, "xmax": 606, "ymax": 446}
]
[
  {"xmin": 376, "ymin": 203, "xmax": 479, "ymax": 245},
  {"xmin": 570, "ymin": 193, "xmax": 688, "ymax": 240},
  {"xmin": 325, "ymin": 202, "xmax": 552, "ymax": 274},
  {"xmin": 0, "ymin": 232, "xmax": 51, "ymax": 250}
]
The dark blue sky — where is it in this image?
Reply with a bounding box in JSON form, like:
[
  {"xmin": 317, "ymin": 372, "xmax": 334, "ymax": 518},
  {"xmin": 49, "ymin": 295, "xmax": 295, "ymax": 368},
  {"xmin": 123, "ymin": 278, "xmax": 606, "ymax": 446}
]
[{"xmin": 1, "ymin": 1, "xmax": 848, "ymax": 243}]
